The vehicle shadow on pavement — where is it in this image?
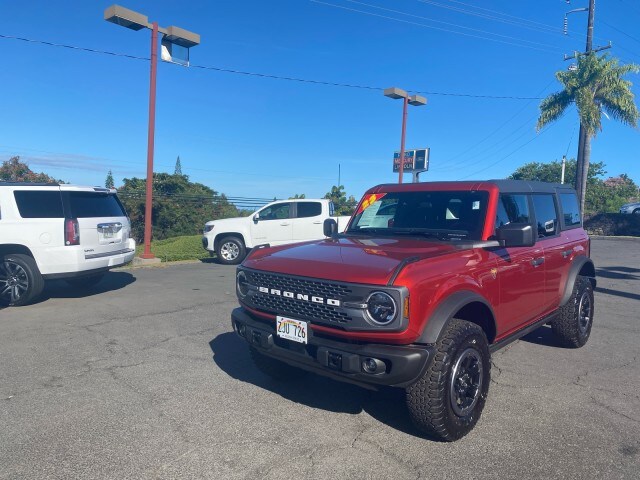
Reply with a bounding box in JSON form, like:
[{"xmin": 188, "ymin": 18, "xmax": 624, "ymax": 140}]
[
  {"xmin": 39, "ymin": 271, "xmax": 136, "ymax": 302},
  {"xmin": 519, "ymin": 325, "xmax": 565, "ymax": 348},
  {"xmin": 596, "ymin": 266, "xmax": 640, "ymax": 281},
  {"xmin": 209, "ymin": 332, "xmax": 426, "ymax": 438}
]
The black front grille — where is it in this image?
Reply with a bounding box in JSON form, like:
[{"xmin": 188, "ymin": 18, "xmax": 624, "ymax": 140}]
[
  {"xmin": 244, "ymin": 270, "xmax": 354, "ymax": 326},
  {"xmin": 246, "ymin": 270, "xmax": 352, "ymax": 299}
]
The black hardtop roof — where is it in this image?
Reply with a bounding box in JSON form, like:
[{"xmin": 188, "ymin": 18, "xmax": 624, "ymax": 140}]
[
  {"xmin": 368, "ymin": 180, "xmax": 576, "ymax": 195},
  {"xmin": 486, "ymin": 179, "xmax": 576, "ymax": 194}
]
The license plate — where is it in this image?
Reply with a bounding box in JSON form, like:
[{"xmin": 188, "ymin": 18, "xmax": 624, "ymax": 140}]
[
  {"xmin": 276, "ymin": 316, "xmax": 308, "ymax": 344},
  {"xmin": 103, "ymin": 230, "xmax": 115, "ymax": 239}
]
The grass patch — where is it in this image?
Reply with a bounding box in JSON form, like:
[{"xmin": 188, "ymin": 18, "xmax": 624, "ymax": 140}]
[{"xmin": 135, "ymin": 235, "xmax": 211, "ymax": 262}]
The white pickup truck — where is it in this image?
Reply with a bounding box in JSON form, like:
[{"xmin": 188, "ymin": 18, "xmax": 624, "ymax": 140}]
[{"xmin": 202, "ymin": 199, "xmax": 351, "ymax": 264}]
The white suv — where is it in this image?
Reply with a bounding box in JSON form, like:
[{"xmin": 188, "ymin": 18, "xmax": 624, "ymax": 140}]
[{"xmin": 0, "ymin": 182, "xmax": 136, "ymax": 306}]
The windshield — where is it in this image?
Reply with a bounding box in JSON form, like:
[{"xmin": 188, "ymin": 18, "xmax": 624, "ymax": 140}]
[{"xmin": 347, "ymin": 190, "xmax": 489, "ymax": 240}]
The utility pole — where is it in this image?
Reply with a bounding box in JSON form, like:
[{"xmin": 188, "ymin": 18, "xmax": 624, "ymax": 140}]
[{"xmin": 561, "ymin": 155, "xmax": 566, "ymax": 184}]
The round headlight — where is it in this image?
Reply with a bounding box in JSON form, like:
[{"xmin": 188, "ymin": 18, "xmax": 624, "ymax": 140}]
[
  {"xmin": 236, "ymin": 270, "xmax": 249, "ymax": 297},
  {"xmin": 366, "ymin": 292, "xmax": 397, "ymax": 325}
]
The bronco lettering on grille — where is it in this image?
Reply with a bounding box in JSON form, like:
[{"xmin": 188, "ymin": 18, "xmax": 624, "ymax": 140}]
[{"xmin": 258, "ymin": 286, "xmax": 341, "ymax": 306}]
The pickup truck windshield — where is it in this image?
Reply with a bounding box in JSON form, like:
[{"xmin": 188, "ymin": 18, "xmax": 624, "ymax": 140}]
[{"xmin": 347, "ymin": 190, "xmax": 489, "ymax": 240}]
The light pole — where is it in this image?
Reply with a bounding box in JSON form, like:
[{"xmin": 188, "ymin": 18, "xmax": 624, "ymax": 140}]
[
  {"xmin": 104, "ymin": 5, "xmax": 200, "ymax": 259},
  {"xmin": 384, "ymin": 87, "xmax": 427, "ymax": 184}
]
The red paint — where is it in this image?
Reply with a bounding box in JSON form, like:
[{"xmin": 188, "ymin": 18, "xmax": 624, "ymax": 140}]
[
  {"xmin": 240, "ymin": 182, "xmax": 591, "ymax": 346},
  {"xmin": 141, "ymin": 22, "xmax": 159, "ymax": 260}
]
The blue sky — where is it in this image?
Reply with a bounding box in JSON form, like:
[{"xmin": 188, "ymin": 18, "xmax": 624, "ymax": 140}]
[{"xmin": 1, "ymin": 0, "xmax": 639, "ymax": 202}]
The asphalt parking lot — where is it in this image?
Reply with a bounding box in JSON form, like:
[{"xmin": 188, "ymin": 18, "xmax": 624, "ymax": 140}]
[{"xmin": 1, "ymin": 237, "xmax": 639, "ymax": 479}]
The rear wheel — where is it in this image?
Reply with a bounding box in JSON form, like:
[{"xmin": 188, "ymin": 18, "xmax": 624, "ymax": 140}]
[
  {"xmin": 65, "ymin": 273, "xmax": 105, "ymax": 289},
  {"xmin": 0, "ymin": 254, "xmax": 45, "ymax": 306},
  {"xmin": 552, "ymin": 275, "xmax": 594, "ymax": 348},
  {"xmin": 216, "ymin": 236, "xmax": 246, "ymax": 265},
  {"xmin": 633, "ymin": 209, "xmax": 640, "ymax": 215},
  {"xmin": 406, "ymin": 318, "xmax": 490, "ymax": 441}
]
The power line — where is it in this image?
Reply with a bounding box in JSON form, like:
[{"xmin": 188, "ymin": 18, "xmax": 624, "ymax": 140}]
[
  {"xmin": 417, "ymin": 0, "xmax": 565, "ymax": 36},
  {"xmin": 0, "ymin": 31, "xmax": 545, "ymax": 100},
  {"xmin": 312, "ymin": 1, "xmax": 562, "ymax": 54},
  {"xmin": 341, "ymin": 0, "xmax": 562, "ymax": 49},
  {"xmin": 456, "ymin": 123, "xmax": 555, "ymax": 180}
]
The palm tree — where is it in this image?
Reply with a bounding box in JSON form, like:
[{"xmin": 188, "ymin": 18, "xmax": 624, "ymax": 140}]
[{"xmin": 537, "ymin": 53, "xmax": 639, "ymax": 216}]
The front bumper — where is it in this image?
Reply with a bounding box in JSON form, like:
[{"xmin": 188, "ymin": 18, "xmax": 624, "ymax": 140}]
[{"xmin": 231, "ymin": 307, "xmax": 433, "ymax": 389}]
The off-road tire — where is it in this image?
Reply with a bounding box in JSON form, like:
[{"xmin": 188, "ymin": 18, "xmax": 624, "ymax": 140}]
[
  {"xmin": 216, "ymin": 236, "xmax": 246, "ymax": 265},
  {"xmin": 551, "ymin": 275, "xmax": 594, "ymax": 348},
  {"xmin": 406, "ymin": 318, "xmax": 490, "ymax": 441},
  {"xmin": 0, "ymin": 254, "xmax": 45, "ymax": 307},
  {"xmin": 249, "ymin": 346, "xmax": 306, "ymax": 382},
  {"xmin": 65, "ymin": 273, "xmax": 105, "ymax": 289}
]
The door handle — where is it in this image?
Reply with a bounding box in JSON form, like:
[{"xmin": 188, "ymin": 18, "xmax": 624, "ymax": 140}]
[
  {"xmin": 280, "ymin": 222, "xmax": 290, "ymax": 226},
  {"xmin": 530, "ymin": 257, "xmax": 545, "ymax": 267},
  {"xmin": 561, "ymin": 249, "xmax": 573, "ymax": 258},
  {"xmin": 313, "ymin": 221, "xmax": 322, "ymax": 224}
]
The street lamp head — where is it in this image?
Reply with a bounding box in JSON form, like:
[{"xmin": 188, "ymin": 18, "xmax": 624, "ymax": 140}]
[
  {"xmin": 164, "ymin": 26, "xmax": 200, "ymax": 48},
  {"xmin": 384, "ymin": 87, "xmax": 408, "ymax": 100},
  {"xmin": 104, "ymin": 5, "xmax": 149, "ymax": 30},
  {"xmin": 408, "ymin": 95, "xmax": 427, "ymax": 106}
]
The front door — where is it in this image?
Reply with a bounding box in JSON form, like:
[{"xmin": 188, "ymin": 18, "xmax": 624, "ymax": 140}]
[{"xmin": 250, "ymin": 202, "xmax": 293, "ymax": 246}]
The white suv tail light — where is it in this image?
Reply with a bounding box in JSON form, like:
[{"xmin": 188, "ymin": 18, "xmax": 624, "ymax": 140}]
[{"xmin": 65, "ymin": 218, "xmax": 80, "ymax": 246}]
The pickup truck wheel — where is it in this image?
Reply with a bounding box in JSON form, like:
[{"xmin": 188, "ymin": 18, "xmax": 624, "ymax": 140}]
[
  {"xmin": 406, "ymin": 318, "xmax": 490, "ymax": 441},
  {"xmin": 0, "ymin": 254, "xmax": 45, "ymax": 307},
  {"xmin": 216, "ymin": 236, "xmax": 246, "ymax": 265},
  {"xmin": 552, "ymin": 275, "xmax": 594, "ymax": 348},
  {"xmin": 65, "ymin": 273, "xmax": 105, "ymax": 289},
  {"xmin": 249, "ymin": 346, "xmax": 306, "ymax": 381}
]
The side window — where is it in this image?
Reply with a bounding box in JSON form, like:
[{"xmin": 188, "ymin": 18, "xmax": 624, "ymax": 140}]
[
  {"xmin": 296, "ymin": 202, "xmax": 322, "ymax": 218},
  {"xmin": 495, "ymin": 194, "xmax": 530, "ymax": 233},
  {"xmin": 328, "ymin": 201, "xmax": 335, "ymax": 217},
  {"xmin": 559, "ymin": 192, "xmax": 581, "ymax": 228},
  {"xmin": 531, "ymin": 194, "xmax": 559, "ymax": 237},
  {"xmin": 259, "ymin": 203, "xmax": 290, "ymax": 221},
  {"xmin": 14, "ymin": 191, "xmax": 64, "ymax": 218}
]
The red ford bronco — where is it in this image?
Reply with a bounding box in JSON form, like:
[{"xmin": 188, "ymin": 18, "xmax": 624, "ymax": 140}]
[{"xmin": 231, "ymin": 180, "xmax": 596, "ymax": 441}]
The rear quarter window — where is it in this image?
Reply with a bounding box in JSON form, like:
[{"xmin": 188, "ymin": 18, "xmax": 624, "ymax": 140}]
[
  {"xmin": 559, "ymin": 192, "xmax": 581, "ymax": 228},
  {"xmin": 14, "ymin": 191, "xmax": 64, "ymax": 218},
  {"xmin": 66, "ymin": 192, "xmax": 126, "ymax": 218}
]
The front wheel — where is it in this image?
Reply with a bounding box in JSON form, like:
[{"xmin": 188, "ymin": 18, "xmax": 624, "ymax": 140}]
[
  {"xmin": 551, "ymin": 275, "xmax": 594, "ymax": 348},
  {"xmin": 633, "ymin": 209, "xmax": 640, "ymax": 215},
  {"xmin": 0, "ymin": 254, "xmax": 45, "ymax": 306},
  {"xmin": 216, "ymin": 236, "xmax": 246, "ymax": 265},
  {"xmin": 406, "ymin": 318, "xmax": 490, "ymax": 441}
]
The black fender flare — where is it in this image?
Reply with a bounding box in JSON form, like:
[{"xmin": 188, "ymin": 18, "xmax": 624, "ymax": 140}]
[
  {"xmin": 416, "ymin": 290, "xmax": 497, "ymax": 344},
  {"xmin": 559, "ymin": 256, "xmax": 596, "ymax": 307}
]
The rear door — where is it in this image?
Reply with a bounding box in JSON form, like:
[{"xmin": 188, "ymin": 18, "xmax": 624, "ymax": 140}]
[
  {"xmin": 291, "ymin": 201, "xmax": 324, "ymax": 242},
  {"xmin": 61, "ymin": 187, "xmax": 131, "ymax": 259}
]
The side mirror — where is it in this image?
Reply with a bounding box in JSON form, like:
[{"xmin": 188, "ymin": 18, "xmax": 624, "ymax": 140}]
[
  {"xmin": 496, "ymin": 223, "xmax": 535, "ymax": 248},
  {"xmin": 253, "ymin": 213, "xmax": 260, "ymax": 223},
  {"xmin": 323, "ymin": 218, "xmax": 338, "ymax": 237}
]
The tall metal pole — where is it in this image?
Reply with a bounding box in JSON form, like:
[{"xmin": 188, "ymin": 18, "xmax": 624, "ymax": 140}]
[
  {"xmin": 398, "ymin": 96, "xmax": 408, "ymax": 184},
  {"xmin": 141, "ymin": 21, "xmax": 159, "ymax": 259}
]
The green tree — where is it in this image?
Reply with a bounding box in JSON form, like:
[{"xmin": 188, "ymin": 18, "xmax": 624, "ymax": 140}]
[
  {"xmin": 174, "ymin": 156, "xmax": 182, "ymax": 175},
  {"xmin": 118, "ymin": 173, "xmax": 241, "ymax": 242},
  {"xmin": 509, "ymin": 160, "xmax": 638, "ymax": 215},
  {"xmin": 324, "ymin": 185, "xmax": 357, "ymax": 216},
  {"xmin": 537, "ymin": 53, "xmax": 639, "ymax": 216},
  {"xmin": 105, "ymin": 170, "xmax": 115, "ymax": 189},
  {"xmin": 0, "ymin": 156, "xmax": 62, "ymax": 183}
]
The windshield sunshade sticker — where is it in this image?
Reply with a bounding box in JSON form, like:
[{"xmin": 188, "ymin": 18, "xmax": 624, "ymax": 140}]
[{"xmin": 356, "ymin": 193, "xmax": 387, "ymax": 215}]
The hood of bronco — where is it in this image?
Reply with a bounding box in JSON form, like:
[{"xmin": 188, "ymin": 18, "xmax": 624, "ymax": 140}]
[{"xmin": 241, "ymin": 236, "xmax": 461, "ymax": 285}]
